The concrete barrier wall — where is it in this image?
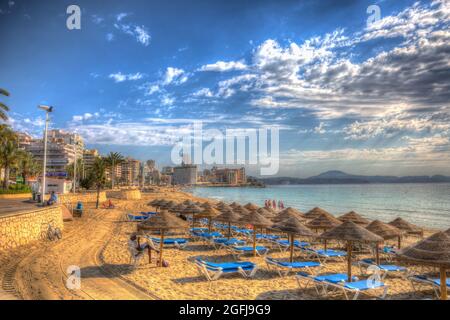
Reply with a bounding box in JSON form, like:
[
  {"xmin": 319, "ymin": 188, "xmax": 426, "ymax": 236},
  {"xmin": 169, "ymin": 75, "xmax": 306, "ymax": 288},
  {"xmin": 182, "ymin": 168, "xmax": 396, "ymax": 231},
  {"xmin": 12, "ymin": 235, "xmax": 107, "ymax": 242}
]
[
  {"xmin": 0, "ymin": 206, "xmax": 64, "ymax": 252},
  {"xmin": 106, "ymin": 189, "xmax": 141, "ymax": 200},
  {"xmin": 0, "ymin": 193, "xmax": 32, "ymax": 200}
]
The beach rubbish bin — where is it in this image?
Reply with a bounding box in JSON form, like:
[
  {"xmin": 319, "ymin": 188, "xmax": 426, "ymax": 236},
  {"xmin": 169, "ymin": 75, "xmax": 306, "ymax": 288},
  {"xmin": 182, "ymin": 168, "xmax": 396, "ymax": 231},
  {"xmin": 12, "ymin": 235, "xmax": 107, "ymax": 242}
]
[{"xmin": 36, "ymin": 193, "xmax": 41, "ymax": 203}]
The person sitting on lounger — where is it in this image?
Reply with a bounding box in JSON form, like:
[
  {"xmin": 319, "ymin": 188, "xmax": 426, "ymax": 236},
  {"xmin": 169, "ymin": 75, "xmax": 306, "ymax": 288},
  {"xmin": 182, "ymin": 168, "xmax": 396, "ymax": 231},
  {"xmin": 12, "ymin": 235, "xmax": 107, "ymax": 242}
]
[
  {"xmin": 128, "ymin": 234, "xmax": 149, "ymax": 254},
  {"xmin": 102, "ymin": 199, "xmax": 115, "ymax": 209},
  {"xmin": 47, "ymin": 191, "xmax": 58, "ymax": 206}
]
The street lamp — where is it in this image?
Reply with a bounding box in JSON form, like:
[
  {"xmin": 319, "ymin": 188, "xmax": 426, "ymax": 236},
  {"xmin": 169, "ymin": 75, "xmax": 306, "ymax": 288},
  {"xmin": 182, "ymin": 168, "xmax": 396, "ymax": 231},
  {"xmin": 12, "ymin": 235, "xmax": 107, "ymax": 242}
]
[{"xmin": 38, "ymin": 105, "xmax": 53, "ymax": 204}]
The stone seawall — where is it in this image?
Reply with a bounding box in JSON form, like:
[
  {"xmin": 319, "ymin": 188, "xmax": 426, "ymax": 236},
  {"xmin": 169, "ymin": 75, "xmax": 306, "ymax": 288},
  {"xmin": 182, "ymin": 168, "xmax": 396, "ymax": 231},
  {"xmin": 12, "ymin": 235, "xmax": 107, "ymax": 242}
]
[
  {"xmin": 0, "ymin": 206, "xmax": 64, "ymax": 252},
  {"xmin": 59, "ymin": 192, "xmax": 107, "ymax": 204}
]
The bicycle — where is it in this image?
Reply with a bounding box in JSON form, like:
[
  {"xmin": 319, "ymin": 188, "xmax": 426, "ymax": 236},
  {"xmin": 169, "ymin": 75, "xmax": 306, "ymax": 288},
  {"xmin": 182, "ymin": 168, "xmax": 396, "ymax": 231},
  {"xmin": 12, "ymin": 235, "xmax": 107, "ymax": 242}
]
[{"xmin": 40, "ymin": 220, "xmax": 63, "ymax": 241}]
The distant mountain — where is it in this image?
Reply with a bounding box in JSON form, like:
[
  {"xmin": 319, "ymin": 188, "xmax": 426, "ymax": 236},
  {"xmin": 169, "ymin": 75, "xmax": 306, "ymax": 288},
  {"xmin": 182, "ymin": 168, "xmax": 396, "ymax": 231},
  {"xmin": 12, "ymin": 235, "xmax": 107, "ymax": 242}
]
[{"xmin": 260, "ymin": 170, "xmax": 450, "ymax": 185}]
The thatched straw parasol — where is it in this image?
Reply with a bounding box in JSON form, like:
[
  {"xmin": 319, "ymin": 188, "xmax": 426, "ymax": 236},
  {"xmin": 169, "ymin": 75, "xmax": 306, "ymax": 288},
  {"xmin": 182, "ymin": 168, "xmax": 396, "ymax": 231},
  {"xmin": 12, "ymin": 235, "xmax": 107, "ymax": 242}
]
[
  {"xmin": 244, "ymin": 203, "xmax": 260, "ymax": 211},
  {"xmin": 366, "ymin": 220, "xmax": 404, "ymax": 249},
  {"xmin": 306, "ymin": 212, "xmax": 342, "ymax": 250},
  {"xmin": 304, "ymin": 207, "xmax": 331, "ymax": 220},
  {"xmin": 272, "ymin": 209, "xmax": 306, "ymax": 224},
  {"xmin": 389, "ymin": 217, "xmax": 423, "ymax": 237},
  {"xmin": 214, "ymin": 208, "xmax": 241, "ymax": 239},
  {"xmin": 149, "ymin": 199, "xmax": 161, "ymax": 207},
  {"xmin": 239, "ymin": 212, "xmax": 272, "ymax": 256},
  {"xmin": 320, "ymin": 221, "xmax": 383, "ymax": 282},
  {"xmin": 149, "ymin": 199, "xmax": 166, "ymax": 211},
  {"xmin": 138, "ymin": 210, "xmax": 188, "ymax": 267},
  {"xmin": 272, "ymin": 217, "xmax": 315, "ymax": 262},
  {"xmin": 256, "ymin": 207, "xmax": 276, "ymax": 218},
  {"xmin": 182, "ymin": 204, "xmax": 202, "ymax": 228},
  {"xmin": 397, "ymin": 231, "xmax": 450, "ymax": 300},
  {"xmin": 279, "ymin": 207, "xmax": 305, "ymax": 218},
  {"xmin": 445, "ymin": 228, "xmax": 450, "ymax": 236},
  {"xmin": 233, "ymin": 205, "xmax": 251, "ymax": 217},
  {"xmin": 171, "ymin": 203, "xmax": 186, "ymax": 214},
  {"xmin": 161, "ymin": 200, "xmax": 177, "ymax": 211},
  {"xmin": 338, "ymin": 211, "xmax": 370, "ymax": 225},
  {"xmin": 195, "ymin": 207, "xmax": 220, "ymax": 232},
  {"xmin": 214, "ymin": 201, "xmax": 226, "ymax": 209},
  {"xmin": 200, "ymin": 202, "xmax": 213, "ymax": 209},
  {"xmin": 230, "ymin": 202, "xmax": 240, "ymax": 208},
  {"xmin": 183, "ymin": 199, "xmax": 194, "ymax": 206}
]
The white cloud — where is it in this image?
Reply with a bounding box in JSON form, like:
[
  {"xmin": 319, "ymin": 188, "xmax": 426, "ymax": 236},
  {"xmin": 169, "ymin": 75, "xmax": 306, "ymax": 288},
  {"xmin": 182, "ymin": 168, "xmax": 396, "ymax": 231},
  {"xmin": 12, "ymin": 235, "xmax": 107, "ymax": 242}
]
[
  {"xmin": 114, "ymin": 23, "xmax": 151, "ymax": 46},
  {"xmin": 161, "ymin": 95, "xmax": 175, "ymax": 106},
  {"xmin": 72, "ymin": 113, "xmax": 100, "ymax": 122},
  {"xmin": 116, "ymin": 13, "xmax": 130, "ymax": 21},
  {"xmin": 163, "ymin": 67, "xmax": 187, "ymax": 85},
  {"xmin": 109, "ymin": 72, "xmax": 144, "ymax": 83},
  {"xmin": 198, "ymin": 60, "xmax": 247, "ymax": 72},
  {"xmin": 106, "ymin": 33, "xmax": 114, "ymax": 42},
  {"xmin": 91, "ymin": 14, "xmax": 104, "ymax": 25}
]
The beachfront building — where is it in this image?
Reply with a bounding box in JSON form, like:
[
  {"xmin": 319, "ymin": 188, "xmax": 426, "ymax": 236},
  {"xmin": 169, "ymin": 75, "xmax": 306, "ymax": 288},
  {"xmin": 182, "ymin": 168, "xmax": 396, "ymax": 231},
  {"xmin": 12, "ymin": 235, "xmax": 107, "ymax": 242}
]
[
  {"xmin": 142, "ymin": 160, "xmax": 160, "ymax": 185},
  {"xmin": 26, "ymin": 130, "xmax": 84, "ymax": 177},
  {"xmin": 83, "ymin": 149, "xmax": 99, "ymax": 171},
  {"xmin": 172, "ymin": 163, "xmax": 198, "ymax": 185},
  {"xmin": 209, "ymin": 167, "xmax": 247, "ymax": 185},
  {"xmin": 16, "ymin": 132, "xmax": 33, "ymax": 150},
  {"xmin": 120, "ymin": 157, "xmax": 141, "ymax": 186}
]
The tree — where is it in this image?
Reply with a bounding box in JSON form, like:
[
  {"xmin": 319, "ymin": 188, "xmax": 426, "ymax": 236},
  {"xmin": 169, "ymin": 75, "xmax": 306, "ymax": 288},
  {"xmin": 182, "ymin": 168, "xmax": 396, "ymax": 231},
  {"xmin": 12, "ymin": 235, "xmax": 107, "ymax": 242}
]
[
  {"xmin": 0, "ymin": 126, "xmax": 19, "ymax": 189},
  {"xmin": 0, "ymin": 88, "xmax": 10, "ymax": 121},
  {"xmin": 104, "ymin": 152, "xmax": 124, "ymax": 189},
  {"xmin": 66, "ymin": 158, "xmax": 83, "ymax": 189},
  {"xmin": 17, "ymin": 150, "xmax": 41, "ymax": 185},
  {"xmin": 91, "ymin": 157, "xmax": 107, "ymax": 209}
]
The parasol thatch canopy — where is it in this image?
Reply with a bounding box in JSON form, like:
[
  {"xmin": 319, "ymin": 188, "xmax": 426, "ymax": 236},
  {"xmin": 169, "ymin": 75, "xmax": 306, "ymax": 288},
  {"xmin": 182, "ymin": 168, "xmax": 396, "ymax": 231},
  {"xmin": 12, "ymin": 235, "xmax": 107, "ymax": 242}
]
[
  {"xmin": 320, "ymin": 221, "xmax": 383, "ymax": 243},
  {"xmin": 239, "ymin": 211, "xmax": 272, "ymax": 227},
  {"xmin": 149, "ymin": 199, "xmax": 161, "ymax": 206},
  {"xmin": 279, "ymin": 207, "xmax": 305, "ymax": 217},
  {"xmin": 214, "ymin": 209, "xmax": 241, "ymax": 223},
  {"xmin": 200, "ymin": 202, "xmax": 213, "ymax": 209},
  {"xmin": 195, "ymin": 207, "xmax": 220, "ymax": 219},
  {"xmin": 272, "ymin": 217, "xmax": 315, "ymax": 237},
  {"xmin": 338, "ymin": 211, "xmax": 370, "ymax": 225},
  {"xmin": 304, "ymin": 207, "xmax": 331, "ymax": 220},
  {"xmin": 306, "ymin": 212, "xmax": 342, "ymax": 230},
  {"xmin": 397, "ymin": 231, "xmax": 450, "ymax": 300},
  {"xmin": 215, "ymin": 201, "xmax": 226, "ymax": 209},
  {"xmin": 230, "ymin": 202, "xmax": 240, "ymax": 208},
  {"xmin": 397, "ymin": 232, "xmax": 450, "ymax": 268},
  {"xmin": 389, "ymin": 217, "xmax": 423, "ymax": 236},
  {"xmin": 183, "ymin": 199, "xmax": 194, "ymax": 206},
  {"xmin": 257, "ymin": 207, "xmax": 276, "ymax": 218},
  {"xmin": 445, "ymin": 228, "xmax": 450, "ymax": 236},
  {"xmin": 366, "ymin": 220, "xmax": 403, "ymax": 240},
  {"xmin": 138, "ymin": 210, "xmax": 188, "ymax": 231},
  {"xmin": 244, "ymin": 203, "xmax": 260, "ymax": 211},
  {"xmin": 161, "ymin": 200, "xmax": 177, "ymax": 210},
  {"xmin": 183, "ymin": 204, "xmax": 202, "ymax": 214},
  {"xmin": 232, "ymin": 205, "xmax": 251, "ymax": 216},
  {"xmin": 272, "ymin": 210, "xmax": 306, "ymax": 224}
]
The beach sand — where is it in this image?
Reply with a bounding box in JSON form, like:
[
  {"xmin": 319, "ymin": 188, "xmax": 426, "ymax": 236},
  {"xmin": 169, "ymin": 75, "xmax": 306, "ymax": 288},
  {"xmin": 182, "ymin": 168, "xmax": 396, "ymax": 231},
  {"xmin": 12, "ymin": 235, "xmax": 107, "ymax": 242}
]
[{"xmin": 0, "ymin": 187, "xmax": 443, "ymax": 300}]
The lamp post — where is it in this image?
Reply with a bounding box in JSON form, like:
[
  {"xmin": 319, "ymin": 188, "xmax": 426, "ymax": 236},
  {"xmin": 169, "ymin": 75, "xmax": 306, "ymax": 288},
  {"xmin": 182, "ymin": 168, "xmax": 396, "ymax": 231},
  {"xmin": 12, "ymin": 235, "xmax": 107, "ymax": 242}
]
[
  {"xmin": 71, "ymin": 138, "xmax": 80, "ymax": 194},
  {"xmin": 38, "ymin": 105, "xmax": 53, "ymax": 205}
]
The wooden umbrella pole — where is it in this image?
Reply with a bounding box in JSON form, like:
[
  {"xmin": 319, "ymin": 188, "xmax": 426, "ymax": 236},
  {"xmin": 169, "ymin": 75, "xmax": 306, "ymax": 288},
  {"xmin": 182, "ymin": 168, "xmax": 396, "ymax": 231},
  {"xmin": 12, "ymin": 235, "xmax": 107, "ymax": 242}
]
[
  {"xmin": 159, "ymin": 230, "xmax": 165, "ymax": 267},
  {"xmin": 440, "ymin": 267, "xmax": 447, "ymax": 300},
  {"xmin": 208, "ymin": 219, "xmax": 212, "ymax": 232},
  {"xmin": 253, "ymin": 226, "xmax": 256, "ymax": 257},
  {"xmin": 228, "ymin": 222, "xmax": 231, "ymax": 240},
  {"xmin": 290, "ymin": 234, "xmax": 294, "ymax": 263},
  {"xmin": 324, "ymin": 239, "xmax": 327, "ymax": 251},
  {"xmin": 347, "ymin": 241, "xmax": 353, "ymax": 282},
  {"xmin": 376, "ymin": 242, "xmax": 380, "ymax": 265},
  {"xmin": 398, "ymin": 236, "xmax": 401, "ymax": 249}
]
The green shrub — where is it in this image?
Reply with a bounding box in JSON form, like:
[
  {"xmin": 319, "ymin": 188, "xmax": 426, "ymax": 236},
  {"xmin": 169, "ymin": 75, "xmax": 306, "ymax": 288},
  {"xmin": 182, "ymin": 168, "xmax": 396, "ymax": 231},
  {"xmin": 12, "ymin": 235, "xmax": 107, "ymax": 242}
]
[{"xmin": 0, "ymin": 184, "xmax": 31, "ymax": 194}]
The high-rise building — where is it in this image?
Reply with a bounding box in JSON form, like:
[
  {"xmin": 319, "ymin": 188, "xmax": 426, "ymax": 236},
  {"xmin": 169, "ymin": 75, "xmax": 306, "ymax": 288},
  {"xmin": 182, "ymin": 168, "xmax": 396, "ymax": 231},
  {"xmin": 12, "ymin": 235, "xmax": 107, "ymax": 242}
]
[
  {"xmin": 120, "ymin": 157, "xmax": 140, "ymax": 185},
  {"xmin": 172, "ymin": 163, "xmax": 198, "ymax": 185},
  {"xmin": 25, "ymin": 130, "xmax": 84, "ymax": 177},
  {"xmin": 83, "ymin": 149, "xmax": 99, "ymax": 171},
  {"xmin": 209, "ymin": 167, "xmax": 247, "ymax": 185}
]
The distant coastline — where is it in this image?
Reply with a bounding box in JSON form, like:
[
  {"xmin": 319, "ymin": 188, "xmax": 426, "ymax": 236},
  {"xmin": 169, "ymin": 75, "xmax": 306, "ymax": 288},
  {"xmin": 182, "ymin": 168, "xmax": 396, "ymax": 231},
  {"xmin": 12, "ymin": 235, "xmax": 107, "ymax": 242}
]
[{"xmin": 258, "ymin": 170, "xmax": 450, "ymax": 185}]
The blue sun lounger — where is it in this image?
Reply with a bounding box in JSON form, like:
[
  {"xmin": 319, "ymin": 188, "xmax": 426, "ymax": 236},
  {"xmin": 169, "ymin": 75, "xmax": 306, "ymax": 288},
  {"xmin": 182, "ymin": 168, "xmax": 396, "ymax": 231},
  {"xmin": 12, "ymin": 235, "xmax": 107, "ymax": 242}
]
[
  {"xmin": 229, "ymin": 245, "xmax": 269, "ymax": 258},
  {"xmin": 140, "ymin": 211, "xmax": 158, "ymax": 216},
  {"xmin": 149, "ymin": 237, "xmax": 188, "ymax": 249},
  {"xmin": 195, "ymin": 258, "xmax": 259, "ymax": 281},
  {"xmin": 408, "ymin": 275, "xmax": 450, "ymax": 299},
  {"xmin": 127, "ymin": 214, "xmax": 149, "ymax": 221},
  {"xmin": 265, "ymin": 257, "xmax": 321, "ymax": 277},
  {"xmin": 296, "ymin": 272, "xmax": 387, "ymax": 299},
  {"xmin": 357, "ymin": 259, "xmax": 408, "ymax": 280},
  {"xmin": 212, "ymin": 238, "xmax": 246, "ymax": 249},
  {"xmin": 273, "ymin": 239, "xmax": 310, "ymax": 252},
  {"xmin": 302, "ymin": 247, "xmax": 346, "ymax": 263}
]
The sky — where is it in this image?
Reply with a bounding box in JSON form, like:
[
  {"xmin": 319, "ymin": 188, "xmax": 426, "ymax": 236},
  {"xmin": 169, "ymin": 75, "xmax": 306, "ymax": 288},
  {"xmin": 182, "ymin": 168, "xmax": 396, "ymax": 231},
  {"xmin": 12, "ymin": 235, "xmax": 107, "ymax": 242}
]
[{"xmin": 0, "ymin": 0, "xmax": 449, "ymax": 178}]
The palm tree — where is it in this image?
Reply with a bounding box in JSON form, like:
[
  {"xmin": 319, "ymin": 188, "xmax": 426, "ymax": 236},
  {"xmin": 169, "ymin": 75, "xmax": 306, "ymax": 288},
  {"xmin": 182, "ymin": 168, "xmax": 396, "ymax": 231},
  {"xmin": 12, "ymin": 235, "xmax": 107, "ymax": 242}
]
[
  {"xmin": 0, "ymin": 88, "xmax": 10, "ymax": 121},
  {"xmin": 91, "ymin": 157, "xmax": 107, "ymax": 209},
  {"xmin": 17, "ymin": 150, "xmax": 41, "ymax": 185},
  {"xmin": 0, "ymin": 126, "xmax": 19, "ymax": 189},
  {"xmin": 104, "ymin": 151, "xmax": 124, "ymax": 189},
  {"xmin": 66, "ymin": 158, "xmax": 83, "ymax": 187}
]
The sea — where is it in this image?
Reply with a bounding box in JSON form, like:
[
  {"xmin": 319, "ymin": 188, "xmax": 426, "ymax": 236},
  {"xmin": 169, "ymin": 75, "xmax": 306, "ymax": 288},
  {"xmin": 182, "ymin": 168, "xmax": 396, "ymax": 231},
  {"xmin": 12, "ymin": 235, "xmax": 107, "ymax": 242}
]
[{"xmin": 186, "ymin": 183, "xmax": 450, "ymax": 230}]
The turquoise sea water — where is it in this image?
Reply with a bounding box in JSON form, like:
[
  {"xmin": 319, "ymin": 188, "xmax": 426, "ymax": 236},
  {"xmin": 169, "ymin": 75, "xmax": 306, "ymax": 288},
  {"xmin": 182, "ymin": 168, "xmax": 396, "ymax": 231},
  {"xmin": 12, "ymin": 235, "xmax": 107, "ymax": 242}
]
[{"xmin": 186, "ymin": 183, "xmax": 450, "ymax": 229}]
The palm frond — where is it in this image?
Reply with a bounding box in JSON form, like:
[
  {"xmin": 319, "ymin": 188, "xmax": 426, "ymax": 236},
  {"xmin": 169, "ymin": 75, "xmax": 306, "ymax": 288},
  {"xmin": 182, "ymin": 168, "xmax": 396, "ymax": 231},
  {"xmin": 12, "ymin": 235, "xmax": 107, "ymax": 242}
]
[{"xmin": 0, "ymin": 89, "xmax": 10, "ymax": 96}]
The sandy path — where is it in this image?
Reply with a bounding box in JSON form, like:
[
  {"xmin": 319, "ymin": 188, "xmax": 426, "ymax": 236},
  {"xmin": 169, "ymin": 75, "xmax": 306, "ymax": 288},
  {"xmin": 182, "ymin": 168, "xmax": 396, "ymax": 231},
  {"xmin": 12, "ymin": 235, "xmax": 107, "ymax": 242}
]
[{"xmin": 3, "ymin": 203, "xmax": 154, "ymax": 300}]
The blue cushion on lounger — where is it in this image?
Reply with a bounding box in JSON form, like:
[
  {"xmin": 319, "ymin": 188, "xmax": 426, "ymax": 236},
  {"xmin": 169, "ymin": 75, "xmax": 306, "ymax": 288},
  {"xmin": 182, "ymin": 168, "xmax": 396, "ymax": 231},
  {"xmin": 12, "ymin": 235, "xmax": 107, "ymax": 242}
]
[
  {"xmin": 343, "ymin": 280, "xmax": 385, "ymax": 291},
  {"xmin": 233, "ymin": 246, "xmax": 267, "ymax": 252},
  {"xmin": 315, "ymin": 273, "xmax": 357, "ymax": 283},
  {"xmin": 315, "ymin": 249, "xmax": 346, "ymax": 257},
  {"xmin": 269, "ymin": 259, "xmax": 320, "ymax": 268},
  {"xmin": 430, "ymin": 279, "xmax": 450, "ymax": 287},
  {"xmin": 198, "ymin": 260, "xmax": 256, "ymax": 272},
  {"xmin": 151, "ymin": 238, "xmax": 187, "ymax": 244}
]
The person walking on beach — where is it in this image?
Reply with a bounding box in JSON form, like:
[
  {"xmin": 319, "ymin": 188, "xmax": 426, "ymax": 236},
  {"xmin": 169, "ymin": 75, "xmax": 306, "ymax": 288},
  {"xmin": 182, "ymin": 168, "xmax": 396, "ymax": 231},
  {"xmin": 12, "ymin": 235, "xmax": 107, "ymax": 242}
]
[{"xmin": 272, "ymin": 199, "xmax": 276, "ymax": 210}]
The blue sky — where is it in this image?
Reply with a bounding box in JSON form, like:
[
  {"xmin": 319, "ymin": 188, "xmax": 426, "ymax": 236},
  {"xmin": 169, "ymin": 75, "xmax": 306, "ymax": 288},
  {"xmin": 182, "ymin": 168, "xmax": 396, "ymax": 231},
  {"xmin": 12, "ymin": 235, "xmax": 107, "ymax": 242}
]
[{"xmin": 1, "ymin": 0, "xmax": 449, "ymax": 177}]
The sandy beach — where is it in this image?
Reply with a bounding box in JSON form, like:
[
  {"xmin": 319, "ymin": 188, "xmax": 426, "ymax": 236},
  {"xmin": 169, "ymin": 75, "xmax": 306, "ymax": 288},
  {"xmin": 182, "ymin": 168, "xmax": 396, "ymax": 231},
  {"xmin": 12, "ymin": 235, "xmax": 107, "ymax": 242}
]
[{"xmin": 0, "ymin": 188, "xmax": 442, "ymax": 300}]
